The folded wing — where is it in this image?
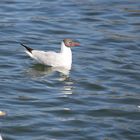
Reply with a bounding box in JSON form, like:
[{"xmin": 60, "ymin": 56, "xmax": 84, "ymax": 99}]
[{"xmin": 32, "ymin": 50, "xmax": 62, "ymax": 67}]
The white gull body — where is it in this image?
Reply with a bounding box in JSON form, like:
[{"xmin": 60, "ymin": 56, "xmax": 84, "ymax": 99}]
[
  {"xmin": 0, "ymin": 134, "xmax": 2, "ymax": 140},
  {"xmin": 21, "ymin": 39, "xmax": 80, "ymax": 71}
]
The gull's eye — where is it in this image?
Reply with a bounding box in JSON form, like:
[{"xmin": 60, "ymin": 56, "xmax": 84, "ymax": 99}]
[{"xmin": 69, "ymin": 42, "xmax": 72, "ymax": 46}]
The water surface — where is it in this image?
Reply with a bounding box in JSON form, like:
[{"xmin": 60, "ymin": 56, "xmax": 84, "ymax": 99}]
[{"xmin": 0, "ymin": 0, "xmax": 140, "ymax": 140}]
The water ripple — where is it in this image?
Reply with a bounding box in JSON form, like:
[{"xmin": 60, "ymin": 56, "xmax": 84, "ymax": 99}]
[{"xmin": 0, "ymin": 0, "xmax": 140, "ymax": 140}]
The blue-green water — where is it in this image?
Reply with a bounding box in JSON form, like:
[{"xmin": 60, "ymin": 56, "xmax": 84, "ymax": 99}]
[{"xmin": 0, "ymin": 0, "xmax": 140, "ymax": 140}]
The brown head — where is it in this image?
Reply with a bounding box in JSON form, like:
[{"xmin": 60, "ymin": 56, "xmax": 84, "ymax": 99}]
[{"xmin": 63, "ymin": 39, "xmax": 80, "ymax": 47}]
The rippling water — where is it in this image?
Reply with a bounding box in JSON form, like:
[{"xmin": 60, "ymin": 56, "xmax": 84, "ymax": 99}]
[{"xmin": 0, "ymin": 0, "xmax": 140, "ymax": 140}]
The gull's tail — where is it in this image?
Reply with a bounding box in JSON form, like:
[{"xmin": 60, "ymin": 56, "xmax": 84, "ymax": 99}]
[
  {"xmin": 20, "ymin": 43, "xmax": 34, "ymax": 58},
  {"xmin": 20, "ymin": 43, "xmax": 33, "ymax": 53}
]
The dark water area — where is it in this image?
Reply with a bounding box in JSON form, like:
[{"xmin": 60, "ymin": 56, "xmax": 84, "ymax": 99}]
[{"xmin": 0, "ymin": 0, "xmax": 140, "ymax": 139}]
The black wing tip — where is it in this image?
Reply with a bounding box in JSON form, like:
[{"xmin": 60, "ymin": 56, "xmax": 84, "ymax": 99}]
[
  {"xmin": 20, "ymin": 43, "xmax": 25, "ymax": 46},
  {"xmin": 20, "ymin": 43, "xmax": 33, "ymax": 53}
]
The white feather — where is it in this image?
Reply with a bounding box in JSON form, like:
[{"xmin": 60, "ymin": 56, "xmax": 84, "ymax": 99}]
[
  {"xmin": 0, "ymin": 134, "xmax": 3, "ymax": 140},
  {"xmin": 26, "ymin": 42, "xmax": 72, "ymax": 70}
]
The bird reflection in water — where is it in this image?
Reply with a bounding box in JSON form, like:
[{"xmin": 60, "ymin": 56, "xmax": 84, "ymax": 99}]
[
  {"xmin": 26, "ymin": 63, "xmax": 74, "ymax": 95},
  {"xmin": 26, "ymin": 63, "xmax": 70, "ymax": 78},
  {"xmin": 62, "ymin": 78, "xmax": 73, "ymax": 95}
]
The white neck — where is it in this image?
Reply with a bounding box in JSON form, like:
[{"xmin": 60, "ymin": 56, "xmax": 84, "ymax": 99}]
[
  {"xmin": 60, "ymin": 42, "xmax": 71, "ymax": 54},
  {"xmin": 60, "ymin": 42, "xmax": 72, "ymax": 70}
]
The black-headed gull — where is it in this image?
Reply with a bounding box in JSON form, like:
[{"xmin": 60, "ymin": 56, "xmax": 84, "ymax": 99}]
[
  {"xmin": 21, "ymin": 39, "xmax": 80, "ymax": 71},
  {"xmin": 0, "ymin": 134, "xmax": 2, "ymax": 140}
]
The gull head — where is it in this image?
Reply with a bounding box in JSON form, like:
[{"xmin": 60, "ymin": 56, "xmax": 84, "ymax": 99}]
[{"xmin": 63, "ymin": 39, "xmax": 80, "ymax": 48}]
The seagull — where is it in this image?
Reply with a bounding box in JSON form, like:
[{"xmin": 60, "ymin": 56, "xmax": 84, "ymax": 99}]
[
  {"xmin": 0, "ymin": 134, "xmax": 2, "ymax": 140},
  {"xmin": 20, "ymin": 39, "xmax": 80, "ymax": 71}
]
